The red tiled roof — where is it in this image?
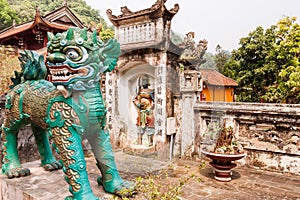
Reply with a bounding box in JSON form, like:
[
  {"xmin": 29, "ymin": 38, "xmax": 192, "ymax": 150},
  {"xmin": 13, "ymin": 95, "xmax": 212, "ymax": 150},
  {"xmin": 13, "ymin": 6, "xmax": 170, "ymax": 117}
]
[
  {"xmin": 0, "ymin": 7, "xmax": 77, "ymax": 41},
  {"xmin": 44, "ymin": 5, "xmax": 84, "ymax": 28},
  {"xmin": 200, "ymin": 69, "xmax": 238, "ymax": 87},
  {"xmin": 0, "ymin": 22, "xmax": 32, "ymax": 40},
  {"xmin": 0, "ymin": 18, "xmax": 70, "ymax": 41}
]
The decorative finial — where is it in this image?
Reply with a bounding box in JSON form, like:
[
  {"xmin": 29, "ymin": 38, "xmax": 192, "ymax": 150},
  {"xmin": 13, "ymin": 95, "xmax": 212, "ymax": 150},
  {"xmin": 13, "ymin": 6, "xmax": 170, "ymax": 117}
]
[
  {"xmin": 63, "ymin": 0, "xmax": 67, "ymax": 6},
  {"xmin": 36, "ymin": 5, "xmax": 40, "ymax": 16}
]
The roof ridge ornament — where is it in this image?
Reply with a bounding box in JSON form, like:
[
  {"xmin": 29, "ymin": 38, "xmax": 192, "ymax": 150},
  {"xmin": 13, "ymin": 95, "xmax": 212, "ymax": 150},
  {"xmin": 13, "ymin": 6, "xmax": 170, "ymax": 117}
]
[
  {"xmin": 179, "ymin": 32, "xmax": 208, "ymax": 69},
  {"xmin": 120, "ymin": 6, "xmax": 133, "ymax": 16},
  {"xmin": 106, "ymin": 0, "xmax": 179, "ymax": 26},
  {"xmin": 35, "ymin": 5, "xmax": 41, "ymax": 17},
  {"xmin": 151, "ymin": 0, "xmax": 167, "ymax": 9}
]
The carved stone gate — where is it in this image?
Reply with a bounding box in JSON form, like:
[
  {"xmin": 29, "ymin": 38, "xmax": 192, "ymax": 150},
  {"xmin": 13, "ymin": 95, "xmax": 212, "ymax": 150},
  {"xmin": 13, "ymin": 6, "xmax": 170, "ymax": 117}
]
[{"xmin": 106, "ymin": 0, "xmax": 182, "ymax": 157}]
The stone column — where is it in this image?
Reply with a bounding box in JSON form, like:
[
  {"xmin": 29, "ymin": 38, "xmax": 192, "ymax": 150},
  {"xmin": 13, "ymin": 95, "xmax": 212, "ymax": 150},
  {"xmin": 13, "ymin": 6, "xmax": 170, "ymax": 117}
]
[
  {"xmin": 105, "ymin": 71, "xmax": 121, "ymax": 147},
  {"xmin": 179, "ymin": 70, "xmax": 202, "ymax": 156},
  {"xmin": 155, "ymin": 52, "xmax": 168, "ymax": 143}
]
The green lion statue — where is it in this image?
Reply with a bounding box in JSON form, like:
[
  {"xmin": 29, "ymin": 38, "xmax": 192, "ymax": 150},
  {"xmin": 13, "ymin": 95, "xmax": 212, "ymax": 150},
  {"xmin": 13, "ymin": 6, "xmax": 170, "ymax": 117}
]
[{"xmin": 1, "ymin": 28, "xmax": 134, "ymax": 200}]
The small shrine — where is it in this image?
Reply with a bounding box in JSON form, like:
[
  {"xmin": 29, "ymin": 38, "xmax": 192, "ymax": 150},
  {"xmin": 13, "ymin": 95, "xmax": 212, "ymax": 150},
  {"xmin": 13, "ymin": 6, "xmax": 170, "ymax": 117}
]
[
  {"xmin": 0, "ymin": 1, "xmax": 84, "ymax": 52},
  {"xmin": 200, "ymin": 69, "xmax": 238, "ymax": 102}
]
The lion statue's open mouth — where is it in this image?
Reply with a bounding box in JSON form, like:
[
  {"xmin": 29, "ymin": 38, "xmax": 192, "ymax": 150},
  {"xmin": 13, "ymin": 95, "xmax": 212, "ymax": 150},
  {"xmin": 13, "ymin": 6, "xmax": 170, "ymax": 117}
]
[{"xmin": 47, "ymin": 64, "xmax": 89, "ymax": 83}]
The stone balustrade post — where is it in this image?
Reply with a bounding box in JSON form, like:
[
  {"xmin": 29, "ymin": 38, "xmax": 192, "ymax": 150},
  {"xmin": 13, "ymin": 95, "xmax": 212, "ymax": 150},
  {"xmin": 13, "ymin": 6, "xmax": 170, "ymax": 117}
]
[{"xmin": 179, "ymin": 70, "xmax": 202, "ymax": 156}]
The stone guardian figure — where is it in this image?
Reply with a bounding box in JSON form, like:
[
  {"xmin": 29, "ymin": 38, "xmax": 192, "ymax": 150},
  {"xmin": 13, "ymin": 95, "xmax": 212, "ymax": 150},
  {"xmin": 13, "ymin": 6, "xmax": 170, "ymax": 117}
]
[{"xmin": 133, "ymin": 75, "xmax": 155, "ymax": 146}]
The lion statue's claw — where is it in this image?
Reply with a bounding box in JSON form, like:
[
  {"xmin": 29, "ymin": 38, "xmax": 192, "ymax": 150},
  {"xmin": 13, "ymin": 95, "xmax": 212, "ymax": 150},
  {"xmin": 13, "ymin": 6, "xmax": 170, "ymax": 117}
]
[
  {"xmin": 5, "ymin": 168, "xmax": 30, "ymax": 179},
  {"xmin": 97, "ymin": 176, "xmax": 136, "ymax": 198},
  {"xmin": 42, "ymin": 160, "xmax": 63, "ymax": 171}
]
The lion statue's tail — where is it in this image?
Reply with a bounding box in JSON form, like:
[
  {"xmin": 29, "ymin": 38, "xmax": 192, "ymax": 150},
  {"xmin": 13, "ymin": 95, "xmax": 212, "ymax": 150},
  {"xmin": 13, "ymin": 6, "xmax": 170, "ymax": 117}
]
[{"xmin": 10, "ymin": 50, "xmax": 47, "ymax": 89}]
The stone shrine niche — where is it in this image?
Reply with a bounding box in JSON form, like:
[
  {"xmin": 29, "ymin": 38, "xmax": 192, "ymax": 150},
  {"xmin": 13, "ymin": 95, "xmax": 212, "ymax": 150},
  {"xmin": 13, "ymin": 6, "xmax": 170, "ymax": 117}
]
[
  {"xmin": 132, "ymin": 74, "xmax": 155, "ymax": 146},
  {"xmin": 117, "ymin": 63, "xmax": 156, "ymax": 148}
]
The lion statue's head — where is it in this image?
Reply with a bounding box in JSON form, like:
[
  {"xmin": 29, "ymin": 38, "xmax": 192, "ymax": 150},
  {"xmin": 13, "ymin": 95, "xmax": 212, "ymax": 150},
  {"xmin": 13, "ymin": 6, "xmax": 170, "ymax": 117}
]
[{"xmin": 46, "ymin": 27, "xmax": 120, "ymax": 91}]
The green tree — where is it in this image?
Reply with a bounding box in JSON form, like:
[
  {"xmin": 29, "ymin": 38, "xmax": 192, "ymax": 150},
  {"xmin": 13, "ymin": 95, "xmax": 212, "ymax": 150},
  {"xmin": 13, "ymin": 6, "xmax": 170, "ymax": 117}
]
[
  {"xmin": 225, "ymin": 16, "xmax": 300, "ymax": 103},
  {"xmin": 225, "ymin": 24, "xmax": 277, "ymax": 102},
  {"xmin": 91, "ymin": 21, "xmax": 115, "ymax": 41},
  {"xmin": 262, "ymin": 17, "xmax": 300, "ymax": 103},
  {"xmin": 199, "ymin": 52, "xmax": 216, "ymax": 70},
  {"xmin": 222, "ymin": 59, "xmax": 239, "ymax": 82},
  {"xmin": 214, "ymin": 44, "xmax": 231, "ymax": 73},
  {"xmin": 6, "ymin": 0, "xmax": 34, "ymax": 23},
  {"xmin": 170, "ymin": 30, "xmax": 184, "ymax": 45},
  {"xmin": 0, "ymin": 0, "xmax": 19, "ymax": 30},
  {"xmin": 100, "ymin": 26, "xmax": 115, "ymax": 41}
]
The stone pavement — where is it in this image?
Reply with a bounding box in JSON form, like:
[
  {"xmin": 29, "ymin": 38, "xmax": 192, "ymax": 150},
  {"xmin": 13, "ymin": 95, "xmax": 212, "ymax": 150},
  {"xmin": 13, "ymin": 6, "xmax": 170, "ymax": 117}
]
[{"xmin": 0, "ymin": 150, "xmax": 299, "ymax": 200}]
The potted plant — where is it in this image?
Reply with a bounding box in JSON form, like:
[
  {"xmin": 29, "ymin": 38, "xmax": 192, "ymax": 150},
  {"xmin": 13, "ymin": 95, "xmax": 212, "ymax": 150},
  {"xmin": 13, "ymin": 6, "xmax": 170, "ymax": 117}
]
[{"xmin": 200, "ymin": 120, "xmax": 245, "ymax": 181}]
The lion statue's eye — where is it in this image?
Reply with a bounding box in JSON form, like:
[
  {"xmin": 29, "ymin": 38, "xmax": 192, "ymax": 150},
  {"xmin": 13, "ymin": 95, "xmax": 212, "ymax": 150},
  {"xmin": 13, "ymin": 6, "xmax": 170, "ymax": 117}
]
[
  {"xmin": 66, "ymin": 49, "xmax": 79, "ymax": 59},
  {"xmin": 62, "ymin": 46, "xmax": 85, "ymax": 62}
]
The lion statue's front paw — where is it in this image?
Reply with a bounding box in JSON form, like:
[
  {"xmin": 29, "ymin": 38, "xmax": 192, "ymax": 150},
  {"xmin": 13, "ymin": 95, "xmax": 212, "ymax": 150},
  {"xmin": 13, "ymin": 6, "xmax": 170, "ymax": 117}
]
[
  {"xmin": 97, "ymin": 176, "xmax": 136, "ymax": 197},
  {"xmin": 5, "ymin": 167, "xmax": 30, "ymax": 179},
  {"xmin": 42, "ymin": 160, "xmax": 63, "ymax": 171}
]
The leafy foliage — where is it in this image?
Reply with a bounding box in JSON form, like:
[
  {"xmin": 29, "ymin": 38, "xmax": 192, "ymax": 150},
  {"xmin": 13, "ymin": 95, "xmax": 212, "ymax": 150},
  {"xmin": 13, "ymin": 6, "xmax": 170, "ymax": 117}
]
[
  {"xmin": 170, "ymin": 30, "xmax": 184, "ymax": 45},
  {"xmin": 199, "ymin": 52, "xmax": 216, "ymax": 70},
  {"xmin": 264, "ymin": 17, "xmax": 300, "ymax": 103},
  {"xmin": 199, "ymin": 46, "xmax": 231, "ymax": 71},
  {"xmin": 0, "ymin": 0, "xmax": 20, "ymax": 30},
  {"xmin": 225, "ymin": 16, "xmax": 300, "ymax": 103},
  {"xmin": 99, "ymin": 26, "xmax": 115, "ymax": 42},
  {"xmin": 214, "ymin": 45, "xmax": 231, "ymax": 73},
  {"xmin": 113, "ymin": 164, "xmax": 200, "ymax": 200}
]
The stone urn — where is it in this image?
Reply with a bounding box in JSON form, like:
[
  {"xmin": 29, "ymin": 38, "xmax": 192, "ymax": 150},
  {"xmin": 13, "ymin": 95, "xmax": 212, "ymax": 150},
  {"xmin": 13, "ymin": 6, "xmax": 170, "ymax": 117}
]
[{"xmin": 201, "ymin": 150, "xmax": 246, "ymax": 182}]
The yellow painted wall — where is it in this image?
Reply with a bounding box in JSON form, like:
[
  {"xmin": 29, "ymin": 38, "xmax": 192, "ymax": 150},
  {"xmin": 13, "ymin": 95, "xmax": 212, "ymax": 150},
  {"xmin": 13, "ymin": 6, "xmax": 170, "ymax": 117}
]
[
  {"xmin": 202, "ymin": 87, "xmax": 211, "ymax": 101},
  {"xmin": 225, "ymin": 87, "xmax": 235, "ymax": 102},
  {"xmin": 214, "ymin": 87, "xmax": 225, "ymax": 101},
  {"xmin": 201, "ymin": 86, "xmax": 235, "ymax": 102}
]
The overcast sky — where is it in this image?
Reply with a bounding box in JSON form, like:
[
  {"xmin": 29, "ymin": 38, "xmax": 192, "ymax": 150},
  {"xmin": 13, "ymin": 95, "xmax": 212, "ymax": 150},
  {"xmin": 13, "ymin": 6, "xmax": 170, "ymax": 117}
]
[{"xmin": 85, "ymin": 0, "xmax": 300, "ymax": 53}]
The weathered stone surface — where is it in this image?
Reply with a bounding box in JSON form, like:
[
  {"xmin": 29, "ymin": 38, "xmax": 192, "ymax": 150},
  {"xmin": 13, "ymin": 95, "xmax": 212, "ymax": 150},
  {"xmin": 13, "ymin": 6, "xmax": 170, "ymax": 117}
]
[
  {"xmin": 0, "ymin": 151, "xmax": 168, "ymax": 200},
  {"xmin": 0, "ymin": 152, "xmax": 299, "ymax": 200},
  {"xmin": 193, "ymin": 102, "xmax": 300, "ymax": 175}
]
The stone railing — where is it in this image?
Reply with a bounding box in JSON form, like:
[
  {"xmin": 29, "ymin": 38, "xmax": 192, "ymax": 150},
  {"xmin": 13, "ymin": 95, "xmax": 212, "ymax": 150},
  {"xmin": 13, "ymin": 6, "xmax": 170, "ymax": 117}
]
[{"xmin": 194, "ymin": 101, "xmax": 300, "ymax": 175}]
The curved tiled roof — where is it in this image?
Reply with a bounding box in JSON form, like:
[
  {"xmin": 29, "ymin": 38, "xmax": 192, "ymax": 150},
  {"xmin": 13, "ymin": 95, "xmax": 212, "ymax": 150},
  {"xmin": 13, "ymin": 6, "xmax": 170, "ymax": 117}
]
[
  {"xmin": 0, "ymin": 6, "xmax": 81, "ymax": 41},
  {"xmin": 107, "ymin": 0, "xmax": 179, "ymax": 26},
  {"xmin": 44, "ymin": 5, "xmax": 84, "ymax": 28},
  {"xmin": 0, "ymin": 19, "xmax": 69, "ymax": 41},
  {"xmin": 0, "ymin": 22, "xmax": 32, "ymax": 40},
  {"xmin": 200, "ymin": 69, "xmax": 238, "ymax": 87}
]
